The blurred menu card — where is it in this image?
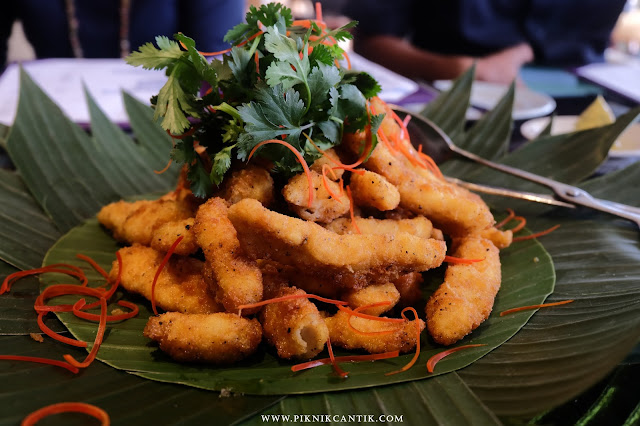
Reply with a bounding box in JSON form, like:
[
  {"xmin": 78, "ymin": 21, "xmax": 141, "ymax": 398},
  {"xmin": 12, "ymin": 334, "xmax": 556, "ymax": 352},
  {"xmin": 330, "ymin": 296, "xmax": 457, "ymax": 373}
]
[
  {"xmin": 575, "ymin": 60, "xmax": 640, "ymax": 104},
  {"xmin": 0, "ymin": 58, "xmax": 167, "ymax": 126}
]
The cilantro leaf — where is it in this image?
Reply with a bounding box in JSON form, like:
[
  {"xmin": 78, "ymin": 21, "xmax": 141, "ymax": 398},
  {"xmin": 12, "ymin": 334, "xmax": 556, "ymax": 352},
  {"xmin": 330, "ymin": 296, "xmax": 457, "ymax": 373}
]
[
  {"xmin": 126, "ymin": 36, "xmax": 184, "ymax": 70},
  {"xmin": 308, "ymin": 63, "xmax": 341, "ymax": 111},
  {"xmin": 210, "ymin": 144, "xmax": 235, "ymax": 185},
  {"xmin": 154, "ymin": 64, "xmax": 201, "ymax": 133},
  {"xmin": 342, "ymin": 71, "xmax": 382, "ymax": 99},
  {"xmin": 174, "ymin": 33, "xmax": 218, "ymax": 88},
  {"xmin": 263, "ymin": 27, "xmax": 310, "ymax": 91}
]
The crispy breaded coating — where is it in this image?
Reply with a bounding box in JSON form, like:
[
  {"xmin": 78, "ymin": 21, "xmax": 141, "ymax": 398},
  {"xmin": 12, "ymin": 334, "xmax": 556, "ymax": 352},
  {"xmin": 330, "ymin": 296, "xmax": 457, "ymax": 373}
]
[
  {"xmin": 426, "ymin": 237, "xmax": 501, "ymax": 345},
  {"xmin": 259, "ymin": 260, "xmax": 341, "ymax": 298},
  {"xmin": 150, "ymin": 218, "xmax": 199, "ymax": 255},
  {"xmin": 479, "ymin": 227, "xmax": 513, "ymax": 249},
  {"xmin": 98, "ymin": 198, "xmax": 197, "ymax": 246},
  {"xmin": 144, "ymin": 312, "xmax": 262, "ymax": 363},
  {"xmin": 216, "ymin": 164, "xmax": 275, "ymax": 206},
  {"xmin": 260, "ymin": 284, "xmax": 329, "ymax": 360},
  {"xmin": 309, "ymin": 149, "xmax": 346, "ymax": 179},
  {"xmin": 109, "ymin": 244, "xmax": 220, "ymax": 314},
  {"xmin": 228, "ymin": 199, "xmax": 447, "ymax": 289},
  {"xmin": 342, "ymin": 282, "xmax": 400, "ymax": 316},
  {"xmin": 193, "ymin": 198, "xmax": 263, "ymax": 314},
  {"xmin": 392, "ymin": 272, "xmax": 424, "ymax": 307},
  {"xmin": 325, "ymin": 310, "xmax": 424, "ymax": 354},
  {"xmin": 283, "ymin": 171, "xmax": 350, "ymax": 223},
  {"xmin": 326, "ymin": 216, "xmax": 435, "ymax": 239},
  {"xmin": 349, "ymin": 169, "xmax": 400, "ymax": 211}
]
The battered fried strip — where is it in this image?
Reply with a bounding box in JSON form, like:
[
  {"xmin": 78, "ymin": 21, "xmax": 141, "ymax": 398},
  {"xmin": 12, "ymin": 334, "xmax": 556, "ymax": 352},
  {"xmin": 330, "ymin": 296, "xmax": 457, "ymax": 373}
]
[
  {"xmin": 392, "ymin": 272, "xmax": 424, "ymax": 307},
  {"xmin": 193, "ymin": 198, "xmax": 263, "ymax": 314},
  {"xmin": 97, "ymin": 199, "xmax": 152, "ymax": 241},
  {"xmin": 150, "ymin": 218, "xmax": 199, "ymax": 255},
  {"xmin": 227, "ymin": 199, "xmax": 446, "ymax": 289},
  {"xmin": 325, "ymin": 310, "xmax": 424, "ymax": 354},
  {"xmin": 309, "ymin": 148, "xmax": 345, "ymax": 180},
  {"xmin": 144, "ymin": 312, "xmax": 262, "ymax": 363},
  {"xmin": 108, "ymin": 244, "xmax": 221, "ymax": 314},
  {"xmin": 348, "ymin": 169, "xmax": 400, "ymax": 211},
  {"xmin": 260, "ymin": 284, "xmax": 329, "ymax": 360},
  {"xmin": 215, "ymin": 164, "xmax": 275, "ymax": 206},
  {"xmin": 342, "ymin": 282, "xmax": 400, "ymax": 316},
  {"xmin": 325, "ymin": 216, "xmax": 435, "ymax": 239},
  {"xmin": 479, "ymin": 227, "xmax": 513, "ymax": 249},
  {"xmin": 259, "ymin": 260, "xmax": 340, "ymax": 298},
  {"xmin": 426, "ymin": 237, "xmax": 501, "ymax": 345},
  {"xmin": 283, "ymin": 170, "xmax": 350, "ymax": 223}
]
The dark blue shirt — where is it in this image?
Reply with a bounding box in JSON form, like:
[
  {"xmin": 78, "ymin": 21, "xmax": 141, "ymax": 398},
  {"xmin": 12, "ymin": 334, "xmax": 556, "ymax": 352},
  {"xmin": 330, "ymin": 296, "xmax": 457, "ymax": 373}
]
[
  {"xmin": 2, "ymin": 0, "xmax": 244, "ymax": 65},
  {"xmin": 343, "ymin": 0, "xmax": 627, "ymax": 66}
]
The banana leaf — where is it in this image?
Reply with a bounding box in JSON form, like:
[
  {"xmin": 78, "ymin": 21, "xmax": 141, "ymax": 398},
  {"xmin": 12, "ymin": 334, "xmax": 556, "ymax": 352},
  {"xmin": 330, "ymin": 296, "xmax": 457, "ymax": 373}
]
[{"xmin": 1, "ymin": 66, "xmax": 639, "ymax": 425}]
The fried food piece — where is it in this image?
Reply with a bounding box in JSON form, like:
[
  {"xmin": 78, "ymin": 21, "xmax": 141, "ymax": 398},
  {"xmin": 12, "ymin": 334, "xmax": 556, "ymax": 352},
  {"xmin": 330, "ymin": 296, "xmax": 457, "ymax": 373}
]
[
  {"xmin": 193, "ymin": 198, "xmax": 263, "ymax": 313},
  {"xmin": 282, "ymin": 171, "xmax": 350, "ymax": 223},
  {"xmin": 480, "ymin": 227, "xmax": 513, "ymax": 249},
  {"xmin": 326, "ymin": 216, "xmax": 435, "ymax": 239},
  {"xmin": 325, "ymin": 310, "xmax": 424, "ymax": 354},
  {"xmin": 426, "ymin": 237, "xmax": 501, "ymax": 345},
  {"xmin": 349, "ymin": 169, "xmax": 400, "ymax": 211},
  {"xmin": 144, "ymin": 312, "xmax": 262, "ymax": 363},
  {"xmin": 228, "ymin": 199, "xmax": 446, "ymax": 289},
  {"xmin": 310, "ymin": 148, "xmax": 345, "ymax": 180},
  {"xmin": 342, "ymin": 282, "xmax": 400, "ymax": 316},
  {"xmin": 259, "ymin": 260, "xmax": 341, "ymax": 298},
  {"xmin": 260, "ymin": 284, "xmax": 329, "ymax": 360},
  {"xmin": 215, "ymin": 164, "xmax": 275, "ymax": 206},
  {"xmin": 98, "ymin": 198, "xmax": 197, "ymax": 246},
  {"xmin": 392, "ymin": 272, "xmax": 424, "ymax": 307},
  {"xmin": 109, "ymin": 244, "xmax": 220, "ymax": 314},
  {"xmin": 342, "ymin": 126, "xmax": 495, "ymax": 237},
  {"xmin": 150, "ymin": 218, "xmax": 199, "ymax": 255}
]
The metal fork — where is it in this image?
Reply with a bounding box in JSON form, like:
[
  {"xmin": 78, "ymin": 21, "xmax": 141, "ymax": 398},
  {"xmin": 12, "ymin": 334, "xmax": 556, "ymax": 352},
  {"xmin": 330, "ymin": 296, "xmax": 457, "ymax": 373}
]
[{"xmin": 392, "ymin": 106, "xmax": 640, "ymax": 228}]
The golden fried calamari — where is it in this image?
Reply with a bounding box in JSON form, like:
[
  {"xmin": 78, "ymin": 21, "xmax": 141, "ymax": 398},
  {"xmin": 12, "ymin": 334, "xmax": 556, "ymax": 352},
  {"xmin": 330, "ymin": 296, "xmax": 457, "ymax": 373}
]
[
  {"xmin": 341, "ymin": 282, "xmax": 400, "ymax": 316},
  {"xmin": 144, "ymin": 312, "xmax": 262, "ymax": 363},
  {"xmin": 325, "ymin": 216, "xmax": 436, "ymax": 239},
  {"xmin": 283, "ymin": 171, "xmax": 350, "ymax": 223},
  {"xmin": 193, "ymin": 197, "xmax": 263, "ymax": 313},
  {"xmin": 325, "ymin": 310, "xmax": 424, "ymax": 354},
  {"xmin": 348, "ymin": 169, "xmax": 400, "ymax": 211},
  {"xmin": 426, "ymin": 236, "xmax": 501, "ymax": 345},
  {"xmin": 109, "ymin": 244, "xmax": 220, "ymax": 314},
  {"xmin": 150, "ymin": 218, "xmax": 199, "ymax": 255},
  {"xmin": 260, "ymin": 284, "xmax": 329, "ymax": 360},
  {"xmin": 228, "ymin": 198, "xmax": 447, "ymax": 289},
  {"xmin": 215, "ymin": 164, "xmax": 275, "ymax": 206}
]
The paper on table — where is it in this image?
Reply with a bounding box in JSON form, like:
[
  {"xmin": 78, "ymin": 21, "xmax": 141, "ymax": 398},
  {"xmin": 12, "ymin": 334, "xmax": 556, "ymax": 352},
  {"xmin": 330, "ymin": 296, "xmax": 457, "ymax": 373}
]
[
  {"xmin": 347, "ymin": 52, "xmax": 419, "ymax": 103},
  {"xmin": 0, "ymin": 58, "xmax": 167, "ymax": 126},
  {"xmin": 575, "ymin": 60, "xmax": 640, "ymax": 104}
]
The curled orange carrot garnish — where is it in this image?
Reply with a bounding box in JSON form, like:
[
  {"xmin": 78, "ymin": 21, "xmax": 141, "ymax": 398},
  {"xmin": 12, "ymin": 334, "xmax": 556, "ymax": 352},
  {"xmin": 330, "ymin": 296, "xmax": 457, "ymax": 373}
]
[
  {"xmin": 1, "ymin": 264, "xmax": 87, "ymax": 295},
  {"xmin": 238, "ymin": 293, "xmax": 348, "ymax": 315},
  {"xmin": 426, "ymin": 344, "xmax": 487, "ymax": 373},
  {"xmin": 22, "ymin": 402, "xmax": 110, "ymax": 426},
  {"xmin": 345, "ymin": 185, "xmax": 361, "ymax": 234},
  {"xmin": 512, "ymin": 225, "xmax": 560, "ymax": 242},
  {"xmin": 385, "ymin": 307, "xmax": 422, "ymax": 376},
  {"xmin": 495, "ymin": 208, "xmax": 516, "ymax": 229},
  {"xmin": 291, "ymin": 350, "xmax": 400, "ymax": 372},
  {"xmin": 249, "ymin": 139, "xmax": 314, "ymax": 207},
  {"xmin": 345, "ymin": 302, "xmax": 401, "ymax": 336},
  {"xmin": 75, "ymin": 254, "xmax": 109, "ymax": 280},
  {"xmin": 444, "ymin": 255, "xmax": 484, "ymax": 264},
  {"xmin": 72, "ymin": 300, "xmax": 139, "ymax": 322},
  {"xmin": 337, "ymin": 305, "xmax": 405, "ymax": 323},
  {"xmin": 150, "ymin": 235, "xmax": 184, "ymax": 315},
  {"xmin": 500, "ymin": 299, "xmax": 573, "ymax": 316},
  {"xmin": 63, "ymin": 297, "xmax": 108, "ymax": 368},
  {"xmin": 0, "ymin": 355, "xmax": 79, "ymax": 374},
  {"xmin": 37, "ymin": 311, "xmax": 86, "ymax": 348},
  {"xmin": 326, "ymin": 336, "xmax": 348, "ymax": 378},
  {"xmin": 510, "ymin": 216, "xmax": 527, "ymax": 233},
  {"xmin": 321, "ymin": 164, "xmax": 343, "ymax": 203}
]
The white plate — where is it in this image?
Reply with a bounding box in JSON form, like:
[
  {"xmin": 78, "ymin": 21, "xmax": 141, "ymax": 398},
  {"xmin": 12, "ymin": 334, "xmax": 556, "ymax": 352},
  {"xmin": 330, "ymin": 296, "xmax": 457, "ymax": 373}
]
[
  {"xmin": 434, "ymin": 80, "xmax": 556, "ymax": 121},
  {"xmin": 520, "ymin": 115, "xmax": 640, "ymax": 157}
]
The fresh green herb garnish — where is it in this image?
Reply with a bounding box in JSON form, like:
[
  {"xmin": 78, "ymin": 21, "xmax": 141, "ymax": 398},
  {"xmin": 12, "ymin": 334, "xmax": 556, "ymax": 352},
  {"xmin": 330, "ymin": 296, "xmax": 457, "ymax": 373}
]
[{"xmin": 126, "ymin": 3, "xmax": 382, "ymax": 197}]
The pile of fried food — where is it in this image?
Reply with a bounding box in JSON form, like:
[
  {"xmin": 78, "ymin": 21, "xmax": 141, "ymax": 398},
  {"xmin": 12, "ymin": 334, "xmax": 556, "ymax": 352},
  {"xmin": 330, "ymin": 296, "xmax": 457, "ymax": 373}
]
[{"xmin": 97, "ymin": 98, "xmax": 512, "ymax": 366}]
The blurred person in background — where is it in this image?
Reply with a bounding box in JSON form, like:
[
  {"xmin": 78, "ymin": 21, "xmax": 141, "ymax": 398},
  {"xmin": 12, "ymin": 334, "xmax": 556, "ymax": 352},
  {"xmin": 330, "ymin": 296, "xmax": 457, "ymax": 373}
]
[
  {"xmin": 0, "ymin": 0, "xmax": 244, "ymax": 67},
  {"xmin": 342, "ymin": 0, "xmax": 628, "ymax": 84}
]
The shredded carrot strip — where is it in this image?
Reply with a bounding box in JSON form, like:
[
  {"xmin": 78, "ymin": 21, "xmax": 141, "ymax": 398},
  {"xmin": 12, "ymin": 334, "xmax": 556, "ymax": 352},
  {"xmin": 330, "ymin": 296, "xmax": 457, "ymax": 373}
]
[
  {"xmin": 512, "ymin": 225, "xmax": 560, "ymax": 242},
  {"xmin": 179, "ymin": 30, "xmax": 264, "ymax": 56},
  {"xmin": 0, "ymin": 355, "xmax": 79, "ymax": 374},
  {"xmin": 150, "ymin": 236, "xmax": 184, "ymax": 315},
  {"xmin": 73, "ymin": 300, "xmax": 139, "ymax": 322},
  {"xmin": 385, "ymin": 307, "xmax": 422, "ymax": 375},
  {"xmin": 63, "ymin": 297, "xmax": 107, "ymax": 368},
  {"xmin": 500, "ymin": 299, "xmax": 574, "ymax": 316},
  {"xmin": 510, "ymin": 216, "xmax": 527, "ymax": 233},
  {"xmin": 291, "ymin": 350, "xmax": 400, "ymax": 372},
  {"xmin": 249, "ymin": 139, "xmax": 315, "ymax": 207},
  {"xmin": 154, "ymin": 158, "xmax": 173, "ymax": 175},
  {"xmin": 417, "ymin": 151, "xmax": 445, "ymax": 179},
  {"xmin": 22, "ymin": 402, "xmax": 110, "ymax": 426},
  {"xmin": 345, "ymin": 185, "xmax": 361, "ymax": 234},
  {"xmin": 321, "ymin": 164, "xmax": 342, "ymax": 203},
  {"xmin": 75, "ymin": 254, "xmax": 109, "ymax": 280},
  {"xmin": 37, "ymin": 310, "xmax": 87, "ymax": 348},
  {"xmin": 254, "ymin": 50, "xmax": 260, "ymax": 75},
  {"xmin": 35, "ymin": 284, "xmax": 104, "ymax": 314},
  {"xmin": 166, "ymin": 127, "xmax": 196, "ymax": 140},
  {"xmin": 326, "ymin": 337, "xmax": 348, "ymax": 378},
  {"xmin": 342, "ymin": 50, "xmax": 351, "ymax": 70},
  {"xmin": 303, "ymin": 133, "xmax": 365, "ymax": 174},
  {"xmin": 1, "ymin": 264, "xmax": 87, "ymax": 295},
  {"xmin": 444, "ymin": 255, "xmax": 484, "ymax": 264},
  {"xmin": 426, "ymin": 344, "xmax": 487, "ymax": 373},
  {"xmin": 315, "ymin": 2, "xmax": 323, "ymax": 22},
  {"xmin": 238, "ymin": 293, "xmax": 348, "ymax": 314},
  {"xmin": 337, "ymin": 305, "xmax": 405, "ymax": 323},
  {"xmin": 495, "ymin": 208, "xmax": 516, "ymax": 229}
]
